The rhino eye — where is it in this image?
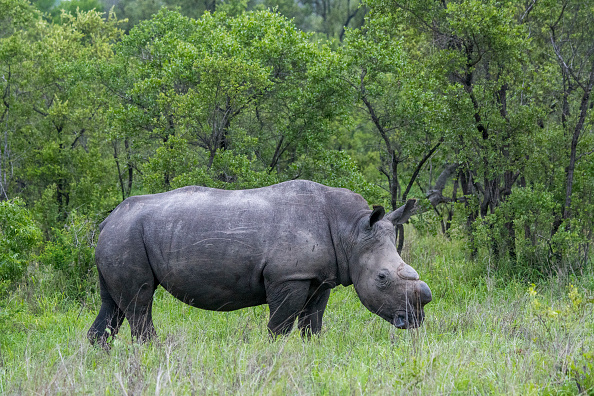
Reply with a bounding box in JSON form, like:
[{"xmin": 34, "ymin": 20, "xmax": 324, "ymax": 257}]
[
  {"xmin": 376, "ymin": 272, "xmax": 390, "ymax": 288},
  {"xmin": 377, "ymin": 271, "xmax": 390, "ymax": 283}
]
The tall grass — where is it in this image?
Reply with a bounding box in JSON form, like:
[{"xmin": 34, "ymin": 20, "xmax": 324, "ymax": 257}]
[{"xmin": 1, "ymin": 231, "xmax": 593, "ymax": 394}]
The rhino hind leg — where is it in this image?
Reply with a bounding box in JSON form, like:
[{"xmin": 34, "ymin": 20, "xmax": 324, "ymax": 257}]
[
  {"xmin": 298, "ymin": 288, "xmax": 330, "ymax": 338},
  {"xmin": 266, "ymin": 280, "xmax": 310, "ymax": 337},
  {"xmin": 124, "ymin": 298, "xmax": 157, "ymax": 342},
  {"xmin": 88, "ymin": 270, "xmax": 126, "ymax": 349},
  {"xmin": 99, "ymin": 263, "xmax": 159, "ymax": 343},
  {"xmin": 121, "ymin": 279, "xmax": 158, "ymax": 342}
]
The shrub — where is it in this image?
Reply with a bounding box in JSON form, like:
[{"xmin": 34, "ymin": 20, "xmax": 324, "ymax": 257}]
[
  {"xmin": 0, "ymin": 198, "xmax": 42, "ymax": 294},
  {"xmin": 36, "ymin": 210, "xmax": 99, "ymax": 298},
  {"xmin": 470, "ymin": 185, "xmax": 588, "ymax": 278}
]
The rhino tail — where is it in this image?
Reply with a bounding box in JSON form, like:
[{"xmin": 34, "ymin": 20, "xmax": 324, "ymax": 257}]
[{"xmin": 98, "ymin": 207, "xmax": 117, "ymax": 232}]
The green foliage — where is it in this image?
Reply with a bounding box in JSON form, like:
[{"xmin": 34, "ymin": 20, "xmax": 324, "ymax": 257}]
[
  {"xmin": 339, "ymin": 16, "xmax": 448, "ymax": 213},
  {"xmin": 32, "ymin": 0, "xmax": 106, "ymax": 23},
  {"xmin": 141, "ymin": 135, "xmax": 199, "ymax": 193},
  {"xmin": 142, "ymin": 136, "xmax": 280, "ymax": 191},
  {"xmin": 470, "ymin": 185, "xmax": 589, "ymax": 278},
  {"xmin": 36, "ymin": 211, "xmax": 99, "ymax": 298},
  {"xmin": 101, "ymin": 9, "xmax": 353, "ymax": 196},
  {"xmin": 0, "ymin": 0, "xmax": 39, "ymax": 36},
  {"xmin": 173, "ymin": 149, "xmax": 280, "ymax": 190},
  {"xmin": 357, "ymin": 0, "xmax": 594, "ymax": 273},
  {"xmin": 0, "ymin": 199, "xmax": 42, "ymax": 293},
  {"xmin": 295, "ymin": 148, "xmax": 386, "ymax": 204},
  {"xmin": 108, "ymin": 0, "xmax": 365, "ymax": 39},
  {"xmin": 1, "ymin": 5, "xmax": 124, "ymax": 229}
]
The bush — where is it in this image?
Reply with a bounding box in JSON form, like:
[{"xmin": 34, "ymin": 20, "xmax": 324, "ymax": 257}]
[
  {"xmin": 36, "ymin": 211, "xmax": 99, "ymax": 298},
  {"xmin": 470, "ymin": 185, "xmax": 588, "ymax": 278},
  {"xmin": 0, "ymin": 198, "xmax": 42, "ymax": 294},
  {"xmin": 293, "ymin": 149, "xmax": 387, "ymax": 205}
]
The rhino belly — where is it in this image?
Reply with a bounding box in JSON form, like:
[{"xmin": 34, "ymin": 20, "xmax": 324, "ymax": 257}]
[
  {"xmin": 149, "ymin": 238, "xmax": 268, "ymax": 312},
  {"xmin": 163, "ymin": 281, "xmax": 267, "ymax": 311}
]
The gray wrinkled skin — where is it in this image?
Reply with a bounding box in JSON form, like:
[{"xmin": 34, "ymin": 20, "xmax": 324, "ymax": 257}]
[{"xmin": 88, "ymin": 180, "xmax": 432, "ymax": 346}]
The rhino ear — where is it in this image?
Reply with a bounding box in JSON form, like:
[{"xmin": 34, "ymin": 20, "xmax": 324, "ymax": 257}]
[
  {"xmin": 385, "ymin": 199, "xmax": 416, "ymax": 225},
  {"xmin": 369, "ymin": 205, "xmax": 385, "ymax": 227}
]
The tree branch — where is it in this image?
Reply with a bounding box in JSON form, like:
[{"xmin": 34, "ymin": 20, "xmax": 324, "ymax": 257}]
[
  {"xmin": 425, "ymin": 163, "xmax": 458, "ymax": 207},
  {"xmin": 576, "ymin": 148, "xmax": 594, "ymax": 162},
  {"xmin": 402, "ymin": 136, "xmax": 443, "ymax": 201}
]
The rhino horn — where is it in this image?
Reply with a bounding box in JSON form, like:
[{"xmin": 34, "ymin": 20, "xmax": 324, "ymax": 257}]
[
  {"xmin": 397, "ymin": 263, "xmax": 419, "ymax": 280},
  {"xmin": 385, "ymin": 199, "xmax": 417, "ymax": 225}
]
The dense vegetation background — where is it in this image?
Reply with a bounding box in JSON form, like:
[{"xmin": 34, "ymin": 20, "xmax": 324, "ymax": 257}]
[{"xmin": 1, "ymin": 0, "xmax": 593, "ymax": 393}]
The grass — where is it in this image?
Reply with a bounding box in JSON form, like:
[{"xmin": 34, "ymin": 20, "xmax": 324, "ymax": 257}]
[{"xmin": 1, "ymin": 231, "xmax": 593, "ymax": 395}]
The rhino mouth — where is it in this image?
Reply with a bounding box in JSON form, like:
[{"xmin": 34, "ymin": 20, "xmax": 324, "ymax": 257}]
[{"xmin": 392, "ymin": 311, "xmax": 424, "ymax": 329}]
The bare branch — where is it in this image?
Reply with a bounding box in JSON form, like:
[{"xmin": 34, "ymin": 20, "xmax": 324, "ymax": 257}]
[
  {"xmin": 32, "ymin": 106, "xmax": 49, "ymax": 117},
  {"xmin": 378, "ymin": 166, "xmax": 390, "ymax": 182},
  {"xmin": 576, "ymin": 148, "xmax": 594, "ymax": 162},
  {"xmin": 359, "ymin": 68, "xmax": 394, "ymax": 157},
  {"xmin": 550, "ymin": 33, "xmax": 586, "ymax": 90},
  {"xmin": 402, "ymin": 137, "xmax": 444, "ymax": 201},
  {"xmin": 425, "ymin": 163, "xmax": 458, "ymax": 207},
  {"xmin": 520, "ymin": 0, "xmax": 537, "ymax": 23},
  {"xmin": 391, "ymin": 2, "xmax": 459, "ymax": 44}
]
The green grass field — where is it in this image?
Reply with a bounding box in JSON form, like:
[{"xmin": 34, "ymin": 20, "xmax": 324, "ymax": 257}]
[{"xmin": 1, "ymin": 233, "xmax": 593, "ymax": 395}]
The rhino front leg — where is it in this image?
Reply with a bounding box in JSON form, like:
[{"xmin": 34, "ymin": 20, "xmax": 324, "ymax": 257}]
[
  {"xmin": 266, "ymin": 280, "xmax": 310, "ymax": 337},
  {"xmin": 298, "ymin": 288, "xmax": 330, "ymax": 337}
]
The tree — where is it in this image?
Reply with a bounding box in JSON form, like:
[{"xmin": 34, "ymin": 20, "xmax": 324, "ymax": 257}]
[
  {"xmin": 31, "ymin": 0, "xmax": 105, "ymax": 23},
  {"xmin": 0, "ymin": 198, "xmax": 41, "ymax": 293},
  {"xmin": 340, "ymin": 16, "xmax": 447, "ymax": 251},
  {"xmin": 362, "ymin": 0, "xmax": 549, "ymax": 258},
  {"xmin": 0, "ymin": 4, "xmax": 124, "ymax": 226},
  {"xmin": 99, "ymin": 9, "xmax": 368, "ymax": 196},
  {"xmin": 537, "ymin": 1, "xmax": 594, "ymax": 234},
  {"xmin": 0, "ymin": 0, "xmax": 39, "ymax": 200}
]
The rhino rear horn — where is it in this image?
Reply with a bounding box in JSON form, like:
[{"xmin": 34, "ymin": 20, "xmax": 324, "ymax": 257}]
[
  {"xmin": 385, "ymin": 199, "xmax": 416, "ymax": 225},
  {"xmin": 397, "ymin": 263, "xmax": 419, "ymax": 280}
]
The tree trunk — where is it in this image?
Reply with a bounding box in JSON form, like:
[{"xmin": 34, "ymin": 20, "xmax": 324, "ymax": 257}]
[
  {"xmin": 125, "ymin": 138, "xmax": 133, "ymax": 197},
  {"xmin": 163, "ymin": 134, "xmax": 171, "ymax": 189},
  {"xmin": 562, "ymin": 64, "xmax": 594, "ymax": 222},
  {"xmin": 445, "ymin": 176, "xmax": 458, "ymax": 235},
  {"xmin": 113, "ymin": 140, "xmax": 126, "ymax": 201},
  {"xmin": 552, "ymin": 62, "xmax": 594, "ymax": 236}
]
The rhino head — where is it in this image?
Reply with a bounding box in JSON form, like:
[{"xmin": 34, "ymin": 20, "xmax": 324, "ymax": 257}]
[{"xmin": 349, "ymin": 200, "xmax": 432, "ymax": 329}]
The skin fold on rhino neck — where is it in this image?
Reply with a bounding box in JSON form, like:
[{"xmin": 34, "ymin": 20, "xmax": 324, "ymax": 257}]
[{"xmin": 329, "ymin": 209, "xmax": 371, "ymax": 287}]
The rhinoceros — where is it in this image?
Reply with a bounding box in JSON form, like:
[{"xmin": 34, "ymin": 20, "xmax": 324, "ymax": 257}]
[{"xmin": 88, "ymin": 180, "xmax": 431, "ymax": 346}]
